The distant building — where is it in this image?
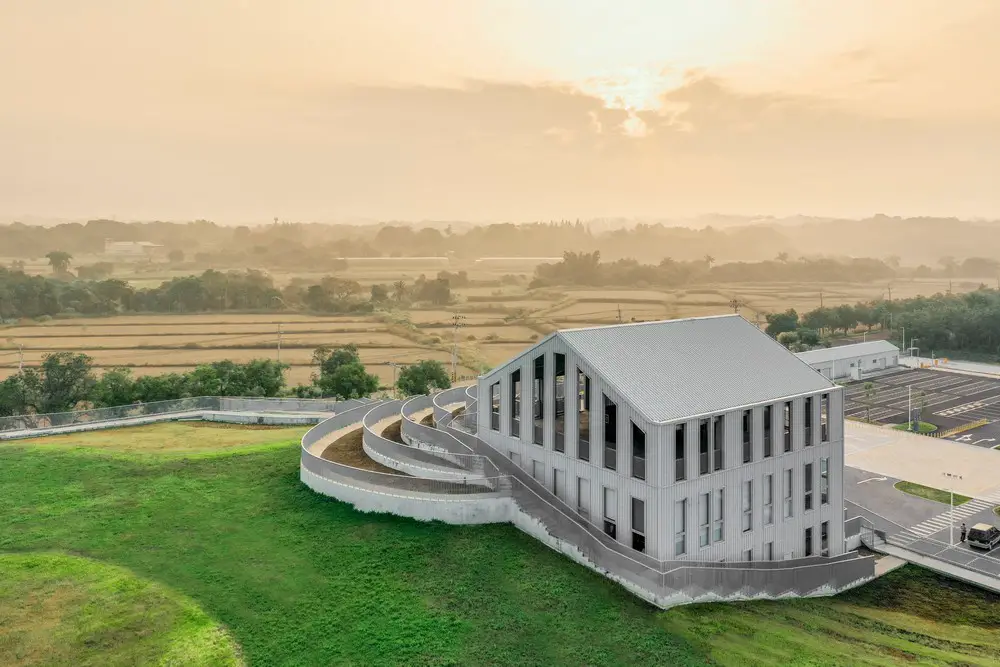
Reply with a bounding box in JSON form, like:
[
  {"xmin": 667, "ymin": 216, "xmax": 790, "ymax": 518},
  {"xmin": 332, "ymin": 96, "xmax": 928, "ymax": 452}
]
[
  {"xmin": 796, "ymin": 341, "xmax": 900, "ymax": 381},
  {"xmin": 103, "ymin": 239, "xmax": 164, "ymax": 261}
]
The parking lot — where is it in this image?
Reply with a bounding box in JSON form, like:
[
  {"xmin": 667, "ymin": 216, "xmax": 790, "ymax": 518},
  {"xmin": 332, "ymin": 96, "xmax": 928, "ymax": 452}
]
[{"xmin": 844, "ymin": 368, "xmax": 1000, "ymax": 448}]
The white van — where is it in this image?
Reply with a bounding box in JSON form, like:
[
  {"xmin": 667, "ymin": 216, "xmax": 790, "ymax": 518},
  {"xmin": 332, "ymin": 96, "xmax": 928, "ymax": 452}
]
[{"xmin": 967, "ymin": 523, "xmax": 1000, "ymax": 550}]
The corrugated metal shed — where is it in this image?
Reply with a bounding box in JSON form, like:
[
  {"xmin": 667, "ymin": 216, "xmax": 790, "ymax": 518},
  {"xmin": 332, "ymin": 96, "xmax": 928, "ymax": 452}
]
[
  {"xmin": 795, "ymin": 340, "xmax": 899, "ymax": 366},
  {"xmin": 554, "ymin": 314, "xmax": 833, "ymax": 424}
]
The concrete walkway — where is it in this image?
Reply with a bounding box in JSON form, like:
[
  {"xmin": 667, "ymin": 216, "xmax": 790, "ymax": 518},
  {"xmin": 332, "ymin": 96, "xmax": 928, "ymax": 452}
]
[
  {"xmin": 876, "ymin": 543, "xmax": 1000, "ymax": 594},
  {"xmin": 902, "ymin": 356, "xmax": 1000, "ymax": 378}
]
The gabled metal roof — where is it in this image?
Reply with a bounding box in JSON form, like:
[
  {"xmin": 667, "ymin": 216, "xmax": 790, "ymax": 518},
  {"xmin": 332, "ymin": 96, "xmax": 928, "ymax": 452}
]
[
  {"xmin": 554, "ymin": 314, "xmax": 834, "ymax": 423},
  {"xmin": 795, "ymin": 340, "xmax": 899, "ymax": 366}
]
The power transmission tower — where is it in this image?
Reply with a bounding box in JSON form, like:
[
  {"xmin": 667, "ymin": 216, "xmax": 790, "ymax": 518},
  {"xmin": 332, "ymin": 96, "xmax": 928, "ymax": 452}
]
[
  {"xmin": 729, "ymin": 298, "xmax": 742, "ymax": 314},
  {"xmin": 276, "ymin": 324, "xmax": 283, "ymax": 363},
  {"xmin": 450, "ymin": 313, "xmax": 466, "ymax": 382},
  {"xmin": 616, "ymin": 304, "xmax": 623, "ymax": 323}
]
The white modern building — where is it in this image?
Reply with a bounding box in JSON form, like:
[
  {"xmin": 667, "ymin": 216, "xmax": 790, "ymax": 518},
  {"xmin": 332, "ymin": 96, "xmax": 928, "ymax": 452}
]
[
  {"xmin": 796, "ymin": 340, "xmax": 899, "ymax": 381},
  {"xmin": 476, "ymin": 314, "xmax": 845, "ymax": 565}
]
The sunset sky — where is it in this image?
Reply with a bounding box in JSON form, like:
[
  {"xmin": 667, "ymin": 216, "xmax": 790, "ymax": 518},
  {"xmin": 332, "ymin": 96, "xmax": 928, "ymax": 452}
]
[{"xmin": 3, "ymin": 1, "xmax": 999, "ymax": 222}]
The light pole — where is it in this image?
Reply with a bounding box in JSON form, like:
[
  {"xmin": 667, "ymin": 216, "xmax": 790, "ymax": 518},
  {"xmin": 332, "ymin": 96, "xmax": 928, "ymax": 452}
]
[
  {"xmin": 943, "ymin": 472, "xmax": 963, "ymax": 545},
  {"xmin": 907, "ymin": 385, "xmax": 912, "ymax": 431}
]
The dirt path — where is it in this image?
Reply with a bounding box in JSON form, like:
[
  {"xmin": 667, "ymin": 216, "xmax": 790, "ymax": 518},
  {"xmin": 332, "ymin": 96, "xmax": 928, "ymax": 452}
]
[{"xmin": 319, "ymin": 427, "xmax": 399, "ymax": 474}]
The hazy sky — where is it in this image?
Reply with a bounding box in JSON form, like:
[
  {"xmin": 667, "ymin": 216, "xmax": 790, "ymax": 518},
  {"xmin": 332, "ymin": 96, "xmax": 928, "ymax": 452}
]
[{"xmin": 3, "ymin": 1, "xmax": 1000, "ymax": 222}]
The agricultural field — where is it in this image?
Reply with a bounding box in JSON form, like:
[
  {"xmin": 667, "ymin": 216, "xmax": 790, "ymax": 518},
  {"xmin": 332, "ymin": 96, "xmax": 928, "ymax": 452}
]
[
  {"xmin": 2, "ymin": 422, "xmax": 999, "ymax": 665},
  {"xmin": 0, "ymin": 271, "xmax": 982, "ymax": 387}
]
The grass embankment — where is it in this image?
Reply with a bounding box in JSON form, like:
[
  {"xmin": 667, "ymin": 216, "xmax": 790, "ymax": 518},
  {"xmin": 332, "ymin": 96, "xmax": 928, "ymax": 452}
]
[
  {"xmin": 892, "ymin": 421, "xmax": 939, "ymax": 434},
  {"xmin": 895, "ymin": 480, "xmax": 972, "ymax": 505},
  {"xmin": 2, "ymin": 422, "xmax": 1000, "ymax": 665},
  {"xmin": 0, "ymin": 552, "xmax": 240, "ymax": 667}
]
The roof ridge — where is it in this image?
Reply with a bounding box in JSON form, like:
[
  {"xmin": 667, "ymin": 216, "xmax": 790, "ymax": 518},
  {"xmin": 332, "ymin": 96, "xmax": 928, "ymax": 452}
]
[{"xmin": 557, "ymin": 313, "xmax": 738, "ymax": 335}]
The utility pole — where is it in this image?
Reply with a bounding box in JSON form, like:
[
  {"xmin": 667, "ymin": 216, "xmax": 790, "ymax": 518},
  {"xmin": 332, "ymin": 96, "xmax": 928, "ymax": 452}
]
[
  {"xmin": 388, "ymin": 362, "xmax": 400, "ymax": 398},
  {"xmin": 18, "ymin": 343, "xmax": 24, "ymax": 371},
  {"xmin": 887, "ymin": 284, "xmax": 892, "ymax": 302},
  {"xmin": 616, "ymin": 304, "xmax": 623, "ymax": 324},
  {"xmin": 819, "ymin": 290, "xmax": 824, "ymax": 308},
  {"xmin": 450, "ymin": 313, "xmax": 466, "ymax": 382},
  {"xmin": 276, "ymin": 324, "xmax": 283, "ymax": 363}
]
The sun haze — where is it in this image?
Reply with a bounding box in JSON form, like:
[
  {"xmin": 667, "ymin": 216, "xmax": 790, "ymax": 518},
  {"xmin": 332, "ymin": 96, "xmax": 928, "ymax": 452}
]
[{"xmin": 2, "ymin": 0, "xmax": 999, "ymax": 222}]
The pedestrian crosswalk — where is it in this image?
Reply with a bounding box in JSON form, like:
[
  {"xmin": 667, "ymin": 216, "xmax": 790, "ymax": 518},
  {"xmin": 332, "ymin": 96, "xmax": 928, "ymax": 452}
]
[{"xmin": 892, "ymin": 492, "xmax": 1000, "ymax": 547}]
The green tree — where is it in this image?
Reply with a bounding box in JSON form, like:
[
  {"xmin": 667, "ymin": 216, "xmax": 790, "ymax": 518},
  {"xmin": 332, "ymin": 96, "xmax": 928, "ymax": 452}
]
[
  {"xmin": 0, "ymin": 369, "xmax": 43, "ymax": 416},
  {"xmin": 370, "ymin": 284, "xmax": 389, "ymax": 303},
  {"xmin": 312, "ymin": 345, "xmax": 380, "ymax": 399},
  {"xmin": 45, "ymin": 251, "xmax": 73, "ymax": 276},
  {"xmin": 91, "ymin": 367, "xmax": 137, "ymax": 407},
  {"xmin": 765, "ymin": 309, "xmax": 799, "ymax": 336},
  {"xmin": 38, "ymin": 352, "xmax": 95, "ymax": 413},
  {"xmin": 168, "ymin": 249, "xmax": 185, "ymax": 263},
  {"xmin": 396, "ymin": 360, "xmax": 451, "ymax": 396}
]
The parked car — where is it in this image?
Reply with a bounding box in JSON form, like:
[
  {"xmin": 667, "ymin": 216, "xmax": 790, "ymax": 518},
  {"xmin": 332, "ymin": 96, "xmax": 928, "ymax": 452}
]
[{"xmin": 967, "ymin": 523, "xmax": 1000, "ymax": 550}]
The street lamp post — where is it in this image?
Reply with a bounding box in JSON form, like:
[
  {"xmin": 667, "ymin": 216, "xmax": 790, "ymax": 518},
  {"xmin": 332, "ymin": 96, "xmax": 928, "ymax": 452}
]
[{"xmin": 943, "ymin": 472, "xmax": 963, "ymax": 545}]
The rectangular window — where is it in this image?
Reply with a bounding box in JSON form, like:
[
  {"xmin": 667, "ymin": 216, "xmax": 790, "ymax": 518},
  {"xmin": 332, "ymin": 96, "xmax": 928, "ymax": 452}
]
[
  {"xmin": 764, "ymin": 474, "xmax": 774, "ymax": 525},
  {"xmin": 603, "ymin": 394, "xmax": 617, "ymax": 471},
  {"xmin": 552, "ymin": 469, "xmax": 563, "ymax": 500},
  {"xmin": 713, "ymin": 489, "xmax": 725, "ymax": 542},
  {"xmin": 763, "ymin": 405, "xmax": 773, "ymax": 458},
  {"xmin": 674, "ymin": 424, "xmax": 686, "ymax": 482},
  {"xmin": 745, "ymin": 549, "xmax": 753, "ymax": 562},
  {"xmin": 675, "ymin": 499, "xmax": 687, "ymax": 556},
  {"xmin": 532, "ymin": 355, "xmax": 545, "ymax": 445},
  {"xmin": 631, "ymin": 422, "xmax": 646, "ymax": 481},
  {"xmin": 742, "ymin": 410, "xmax": 753, "ymax": 464},
  {"xmin": 804, "ymin": 462, "xmax": 814, "ymax": 512},
  {"xmin": 766, "ymin": 541, "xmax": 774, "ymax": 561},
  {"xmin": 699, "ymin": 492, "xmax": 710, "ymax": 547},
  {"xmin": 712, "ymin": 416, "xmax": 724, "ymax": 471},
  {"xmin": 631, "ymin": 497, "xmax": 646, "ymax": 553},
  {"xmin": 490, "ymin": 382, "xmax": 500, "ymax": 431},
  {"xmin": 603, "ymin": 487, "xmax": 617, "ymax": 539},
  {"xmin": 804, "ymin": 396, "xmax": 813, "ymax": 446},
  {"xmin": 577, "ymin": 371, "xmax": 590, "ymax": 461},
  {"xmin": 532, "ymin": 460, "xmax": 543, "ymax": 483},
  {"xmin": 783, "ymin": 401, "xmax": 792, "ymax": 452},
  {"xmin": 576, "ymin": 477, "xmax": 590, "ymax": 518},
  {"xmin": 553, "ymin": 353, "xmax": 565, "ymax": 453},
  {"xmin": 820, "ymin": 458, "xmax": 830, "ymax": 505},
  {"xmin": 821, "ymin": 521, "xmax": 829, "ymax": 557},
  {"xmin": 821, "ymin": 393, "xmax": 830, "ymax": 442},
  {"xmin": 699, "ymin": 419, "xmax": 710, "ymax": 475},
  {"xmin": 784, "ymin": 468, "xmax": 793, "ymax": 518},
  {"xmin": 510, "ymin": 370, "xmax": 521, "ymax": 437},
  {"xmin": 805, "ymin": 527, "xmax": 814, "ymax": 557},
  {"xmin": 742, "ymin": 480, "xmax": 753, "ymax": 532}
]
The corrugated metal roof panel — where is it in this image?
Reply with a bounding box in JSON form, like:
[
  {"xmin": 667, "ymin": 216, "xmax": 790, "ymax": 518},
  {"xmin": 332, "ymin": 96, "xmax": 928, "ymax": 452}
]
[
  {"xmin": 795, "ymin": 340, "xmax": 899, "ymax": 366},
  {"xmin": 557, "ymin": 314, "xmax": 833, "ymax": 423}
]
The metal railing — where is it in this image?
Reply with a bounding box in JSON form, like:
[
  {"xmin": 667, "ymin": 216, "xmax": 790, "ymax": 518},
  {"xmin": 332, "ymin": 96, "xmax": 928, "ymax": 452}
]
[
  {"xmin": 0, "ymin": 396, "xmax": 355, "ymax": 434},
  {"xmin": 399, "ymin": 395, "xmax": 495, "ymax": 476}
]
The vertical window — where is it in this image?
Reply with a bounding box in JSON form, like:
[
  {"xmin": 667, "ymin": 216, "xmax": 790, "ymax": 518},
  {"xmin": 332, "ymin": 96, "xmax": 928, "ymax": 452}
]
[
  {"xmin": 805, "ymin": 527, "xmax": 814, "ymax": 557},
  {"xmin": 674, "ymin": 424, "xmax": 686, "ymax": 482},
  {"xmin": 576, "ymin": 477, "xmax": 590, "ymax": 518},
  {"xmin": 510, "ymin": 370, "xmax": 521, "ymax": 437},
  {"xmin": 699, "ymin": 419, "xmax": 710, "ymax": 475},
  {"xmin": 804, "ymin": 463, "xmax": 814, "ymax": 511},
  {"xmin": 712, "ymin": 416, "xmax": 724, "ymax": 471},
  {"xmin": 631, "ymin": 497, "xmax": 646, "ymax": 553},
  {"xmin": 603, "ymin": 394, "xmax": 617, "ymax": 471},
  {"xmin": 631, "ymin": 422, "xmax": 646, "ymax": 481},
  {"xmin": 603, "ymin": 487, "xmax": 617, "ymax": 539},
  {"xmin": 577, "ymin": 371, "xmax": 590, "ymax": 461},
  {"xmin": 745, "ymin": 549, "xmax": 753, "ymax": 562},
  {"xmin": 820, "ymin": 458, "xmax": 830, "ymax": 505},
  {"xmin": 713, "ymin": 489, "xmax": 725, "ymax": 542},
  {"xmin": 742, "ymin": 480, "xmax": 753, "ymax": 532},
  {"xmin": 532, "ymin": 460, "xmax": 543, "ymax": 483},
  {"xmin": 553, "ymin": 353, "xmax": 565, "ymax": 453},
  {"xmin": 821, "ymin": 521, "xmax": 829, "ymax": 557},
  {"xmin": 783, "ymin": 468, "xmax": 793, "ymax": 518},
  {"xmin": 699, "ymin": 493, "xmax": 710, "ymax": 547},
  {"xmin": 552, "ymin": 469, "xmax": 562, "ymax": 500},
  {"xmin": 490, "ymin": 382, "xmax": 500, "ymax": 431},
  {"xmin": 763, "ymin": 474, "xmax": 774, "ymax": 525},
  {"xmin": 742, "ymin": 409, "xmax": 753, "ymax": 464},
  {"xmin": 804, "ymin": 396, "xmax": 813, "ymax": 446},
  {"xmin": 766, "ymin": 541, "xmax": 774, "ymax": 561},
  {"xmin": 675, "ymin": 499, "xmax": 687, "ymax": 556},
  {"xmin": 783, "ymin": 401, "xmax": 792, "ymax": 452},
  {"xmin": 821, "ymin": 393, "xmax": 830, "ymax": 442},
  {"xmin": 763, "ymin": 405, "xmax": 773, "ymax": 458},
  {"xmin": 532, "ymin": 355, "xmax": 545, "ymax": 445}
]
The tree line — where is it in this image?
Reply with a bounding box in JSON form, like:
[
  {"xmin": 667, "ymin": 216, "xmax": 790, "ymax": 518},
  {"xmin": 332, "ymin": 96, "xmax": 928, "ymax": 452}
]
[
  {"xmin": 0, "ymin": 346, "xmax": 451, "ymax": 417},
  {"xmin": 764, "ymin": 287, "xmax": 1000, "ymax": 359}
]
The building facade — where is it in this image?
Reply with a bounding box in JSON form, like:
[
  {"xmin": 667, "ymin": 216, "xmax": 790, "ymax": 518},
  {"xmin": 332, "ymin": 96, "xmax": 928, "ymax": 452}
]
[
  {"xmin": 796, "ymin": 340, "xmax": 900, "ymax": 380},
  {"xmin": 477, "ymin": 315, "xmax": 845, "ymax": 564}
]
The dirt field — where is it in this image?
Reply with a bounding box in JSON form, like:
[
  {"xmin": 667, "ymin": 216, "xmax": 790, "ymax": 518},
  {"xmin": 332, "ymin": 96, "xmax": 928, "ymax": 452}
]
[{"xmin": 0, "ymin": 275, "xmax": 981, "ymax": 387}]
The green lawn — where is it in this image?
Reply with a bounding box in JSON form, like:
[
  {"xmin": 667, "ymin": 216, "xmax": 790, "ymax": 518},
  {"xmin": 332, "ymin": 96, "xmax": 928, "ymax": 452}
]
[
  {"xmin": 892, "ymin": 421, "xmax": 939, "ymax": 434},
  {"xmin": 895, "ymin": 480, "xmax": 972, "ymax": 506},
  {"xmin": 0, "ymin": 552, "xmax": 240, "ymax": 667},
  {"xmin": 2, "ymin": 423, "xmax": 1000, "ymax": 666}
]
